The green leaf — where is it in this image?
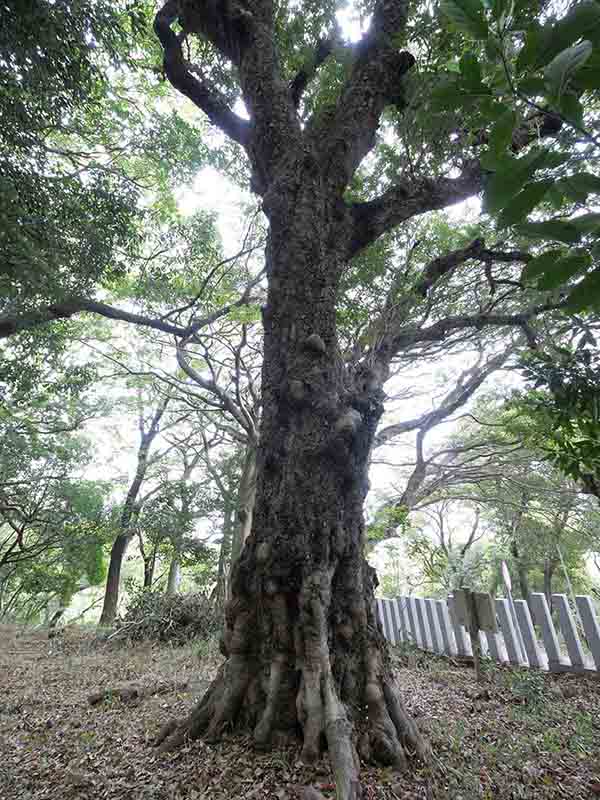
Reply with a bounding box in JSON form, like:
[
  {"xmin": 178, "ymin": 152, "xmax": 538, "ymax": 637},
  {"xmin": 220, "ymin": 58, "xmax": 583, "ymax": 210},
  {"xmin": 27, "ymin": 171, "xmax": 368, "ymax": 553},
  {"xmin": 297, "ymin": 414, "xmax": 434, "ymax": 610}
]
[
  {"xmin": 571, "ymin": 212, "xmax": 600, "ymax": 234},
  {"xmin": 522, "ymin": 248, "xmax": 565, "ymax": 282},
  {"xmin": 558, "ymin": 173, "xmax": 600, "ymax": 203},
  {"xmin": 460, "ymin": 52, "xmax": 483, "ymax": 87},
  {"xmin": 498, "ymin": 179, "xmax": 553, "ymax": 227},
  {"xmin": 517, "ymin": 76, "xmax": 546, "ymax": 95},
  {"xmin": 430, "ymin": 83, "xmax": 470, "ymax": 111},
  {"xmin": 567, "ymin": 267, "xmax": 600, "ymax": 311},
  {"xmin": 544, "ymin": 40, "xmax": 593, "ymax": 96},
  {"xmin": 488, "ymin": 107, "xmax": 516, "ymax": 155},
  {"xmin": 574, "ymin": 50, "xmax": 600, "ymax": 88},
  {"xmin": 557, "ymin": 93, "xmax": 585, "ymax": 125},
  {"xmin": 484, "ymin": 149, "xmax": 548, "ymax": 212},
  {"xmin": 519, "ymin": 3, "xmax": 600, "ymax": 71},
  {"xmin": 516, "ymin": 220, "xmax": 583, "ymax": 244},
  {"xmin": 441, "ymin": 0, "xmax": 489, "ymax": 39},
  {"xmin": 537, "ymin": 251, "xmax": 591, "ymax": 289}
]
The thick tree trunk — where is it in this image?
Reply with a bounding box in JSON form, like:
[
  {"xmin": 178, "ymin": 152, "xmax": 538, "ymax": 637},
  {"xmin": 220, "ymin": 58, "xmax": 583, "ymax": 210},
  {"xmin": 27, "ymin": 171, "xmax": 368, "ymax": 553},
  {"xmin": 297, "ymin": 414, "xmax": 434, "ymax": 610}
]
[{"xmin": 156, "ymin": 186, "xmax": 428, "ymax": 791}]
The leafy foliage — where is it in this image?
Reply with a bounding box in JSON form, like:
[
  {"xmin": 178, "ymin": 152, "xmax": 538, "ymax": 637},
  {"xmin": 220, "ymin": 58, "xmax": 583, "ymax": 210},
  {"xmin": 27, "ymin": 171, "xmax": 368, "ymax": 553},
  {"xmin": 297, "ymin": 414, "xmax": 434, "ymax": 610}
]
[
  {"xmin": 511, "ymin": 343, "xmax": 600, "ymax": 492},
  {"xmin": 432, "ymin": 0, "xmax": 600, "ymax": 308}
]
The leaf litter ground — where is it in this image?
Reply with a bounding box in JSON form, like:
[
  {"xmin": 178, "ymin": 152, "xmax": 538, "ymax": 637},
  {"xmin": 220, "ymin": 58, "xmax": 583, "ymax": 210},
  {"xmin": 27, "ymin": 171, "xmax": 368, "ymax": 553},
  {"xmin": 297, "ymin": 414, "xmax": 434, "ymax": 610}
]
[{"xmin": 1, "ymin": 624, "xmax": 599, "ymax": 799}]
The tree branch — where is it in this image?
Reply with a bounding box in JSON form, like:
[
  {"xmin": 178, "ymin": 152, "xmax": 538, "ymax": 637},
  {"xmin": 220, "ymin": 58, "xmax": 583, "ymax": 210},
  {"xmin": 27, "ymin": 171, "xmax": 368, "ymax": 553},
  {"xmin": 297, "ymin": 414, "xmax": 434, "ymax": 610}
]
[
  {"xmin": 0, "ymin": 270, "xmax": 264, "ymax": 341},
  {"xmin": 289, "ymin": 33, "xmax": 338, "ymax": 108},
  {"xmin": 348, "ymin": 161, "xmax": 483, "ymax": 258},
  {"xmin": 154, "ymin": 0, "xmax": 250, "ymax": 147},
  {"xmin": 375, "ymin": 300, "xmax": 565, "ymax": 367},
  {"xmin": 0, "ymin": 299, "xmax": 188, "ymax": 340},
  {"xmin": 306, "ymin": 0, "xmax": 414, "ymax": 191},
  {"xmin": 375, "ymin": 348, "xmax": 513, "ymax": 447}
]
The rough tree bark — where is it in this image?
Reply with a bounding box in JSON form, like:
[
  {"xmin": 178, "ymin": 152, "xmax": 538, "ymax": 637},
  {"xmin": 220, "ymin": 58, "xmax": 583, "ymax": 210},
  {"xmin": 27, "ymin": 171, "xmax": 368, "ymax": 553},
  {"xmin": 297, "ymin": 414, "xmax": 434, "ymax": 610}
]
[
  {"xmin": 99, "ymin": 397, "xmax": 169, "ymax": 626},
  {"xmin": 151, "ymin": 0, "xmax": 559, "ymax": 793}
]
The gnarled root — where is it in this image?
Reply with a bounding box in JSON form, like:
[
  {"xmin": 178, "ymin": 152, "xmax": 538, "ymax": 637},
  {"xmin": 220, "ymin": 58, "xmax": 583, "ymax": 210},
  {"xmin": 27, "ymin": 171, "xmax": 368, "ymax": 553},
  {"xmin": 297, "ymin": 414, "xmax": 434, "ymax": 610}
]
[{"xmin": 152, "ymin": 571, "xmax": 429, "ymax": 799}]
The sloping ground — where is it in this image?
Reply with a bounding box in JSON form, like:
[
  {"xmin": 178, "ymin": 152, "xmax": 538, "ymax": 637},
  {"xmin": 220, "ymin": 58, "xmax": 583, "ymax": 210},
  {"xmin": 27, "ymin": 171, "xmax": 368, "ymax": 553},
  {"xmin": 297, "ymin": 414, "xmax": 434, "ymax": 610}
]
[{"xmin": 0, "ymin": 625, "xmax": 599, "ymax": 800}]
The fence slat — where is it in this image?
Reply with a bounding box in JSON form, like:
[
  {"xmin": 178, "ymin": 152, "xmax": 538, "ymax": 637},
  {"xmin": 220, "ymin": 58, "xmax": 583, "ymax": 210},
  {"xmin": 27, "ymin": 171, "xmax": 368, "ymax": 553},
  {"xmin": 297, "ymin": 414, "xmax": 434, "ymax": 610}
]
[
  {"xmin": 447, "ymin": 595, "xmax": 471, "ymax": 656},
  {"xmin": 425, "ymin": 599, "xmax": 444, "ymax": 654},
  {"xmin": 477, "ymin": 631, "xmax": 489, "ymax": 657},
  {"xmin": 485, "ymin": 630, "xmax": 508, "ymax": 664},
  {"xmin": 389, "ymin": 599, "xmax": 403, "ymax": 643},
  {"xmin": 406, "ymin": 596, "xmax": 422, "ymax": 648},
  {"xmin": 393, "ymin": 597, "xmax": 410, "ymax": 643},
  {"xmin": 415, "ymin": 598, "xmax": 433, "ymax": 651},
  {"xmin": 529, "ymin": 592, "xmax": 568, "ymax": 672},
  {"xmin": 496, "ymin": 599, "xmax": 528, "ymax": 666},
  {"xmin": 514, "ymin": 599, "xmax": 547, "ymax": 670},
  {"xmin": 553, "ymin": 594, "xmax": 586, "ymax": 672},
  {"xmin": 435, "ymin": 599, "xmax": 456, "ymax": 656},
  {"xmin": 575, "ymin": 595, "xmax": 600, "ymax": 670},
  {"xmin": 382, "ymin": 599, "xmax": 396, "ymax": 645},
  {"xmin": 376, "ymin": 599, "xmax": 387, "ymax": 639}
]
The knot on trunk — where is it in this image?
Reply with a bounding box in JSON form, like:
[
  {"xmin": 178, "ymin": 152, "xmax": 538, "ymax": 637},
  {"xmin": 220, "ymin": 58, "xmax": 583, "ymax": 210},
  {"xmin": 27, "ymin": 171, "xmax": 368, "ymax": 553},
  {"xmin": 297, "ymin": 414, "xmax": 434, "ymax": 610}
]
[
  {"xmin": 335, "ymin": 409, "xmax": 362, "ymax": 437},
  {"xmin": 303, "ymin": 333, "xmax": 326, "ymax": 356}
]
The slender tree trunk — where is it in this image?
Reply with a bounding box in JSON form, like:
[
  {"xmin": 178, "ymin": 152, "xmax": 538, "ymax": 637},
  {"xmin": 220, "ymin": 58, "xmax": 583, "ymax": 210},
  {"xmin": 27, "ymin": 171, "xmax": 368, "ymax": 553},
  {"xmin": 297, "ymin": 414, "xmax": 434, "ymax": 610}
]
[
  {"xmin": 48, "ymin": 596, "xmax": 69, "ymax": 638},
  {"xmin": 543, "ymin": 558, "xmax": 556, "ymax": 613},
  {"xmin": 157, "ymin": 185, "xmax": 428, "ymax": 788},
  {"xmin": 230, "ymin": 445, "xmax": 257, "ymax": 564},
  {"xmin": 214, "ymin": 499, "xmax": 234, "ymax": 606},
  {"xmin": 511, "ymin": 541, "xmax": 531, "ymax": 600},
  {"xmin": 143, "ymin": 541, "xmax": 159, "ymax": 589},
  {"xmin": 166, "ymin": 552, "xmax": 181, "ymax": 595},
  {"xmin": 99, "ymin": 398, "xmax": 169, "ymax": 627},
  {"xmin": 99, "ymin": 533, "xmax": 132, "ymax": 626}
]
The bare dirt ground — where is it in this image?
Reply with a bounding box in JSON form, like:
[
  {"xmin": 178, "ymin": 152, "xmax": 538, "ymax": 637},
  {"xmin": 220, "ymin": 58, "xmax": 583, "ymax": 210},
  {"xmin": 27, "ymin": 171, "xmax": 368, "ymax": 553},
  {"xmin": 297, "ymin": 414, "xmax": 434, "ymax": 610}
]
[{"xmin": 1, "ymin": 624, "xmax": 599, "ymax": 800}]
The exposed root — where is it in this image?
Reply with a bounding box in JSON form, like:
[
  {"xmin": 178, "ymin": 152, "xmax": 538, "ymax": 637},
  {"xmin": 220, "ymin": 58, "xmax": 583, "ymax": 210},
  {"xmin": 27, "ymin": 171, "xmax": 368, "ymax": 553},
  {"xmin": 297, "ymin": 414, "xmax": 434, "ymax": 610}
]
[
  {"xmin": 323, "ymin": 674, "xmax": 362, "ymax": 800},
  {"xmin": 383, "ymin": 680, "xmax": 431, "ymax": 761},
  {"xmin": 151, "ymin": 565, "xmax": 428, "ymax": 800},
  {"xmin": 365, "ymin": 654, "xmax": 408, "ymax": 770}
]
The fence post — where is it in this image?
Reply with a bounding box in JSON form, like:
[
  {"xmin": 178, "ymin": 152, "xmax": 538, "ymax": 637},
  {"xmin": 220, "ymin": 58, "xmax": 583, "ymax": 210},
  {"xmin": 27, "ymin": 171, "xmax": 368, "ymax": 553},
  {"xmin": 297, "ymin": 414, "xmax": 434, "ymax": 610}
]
[
  {"xmin": 553, "ymin": 594, "xmax": 586, "ymax": 672},
  {"xmin": 447, "ymin": 594, "xmax": 471, "ymax": 657},
  {"xmin": 496, "ymin": 598, "xmax": 528, "ymax": 666},
  {"xmin": 575, "ymin": 595, "xmax": 600, "ymax": 671},
  {"xmin": 393, "ymin": 596, "xmax": 410, "ymax": 643},
  {"xmin": 529, "ymin": 592, "xmax": 567, "ymax": 673},
  {"xmin": 514, "ymin": 599, "xmax": 547, "ymax": 670},
  {"xmin": 406, "ymin": 596, "xmax": 421, "ymax": 648},
  {"xmin": 382, "ymin": 599, "xmax": 397, "ymax": 645},
  {"xmin": 414, "ymin": 597, "xmax": 433, "ymax": 651}
]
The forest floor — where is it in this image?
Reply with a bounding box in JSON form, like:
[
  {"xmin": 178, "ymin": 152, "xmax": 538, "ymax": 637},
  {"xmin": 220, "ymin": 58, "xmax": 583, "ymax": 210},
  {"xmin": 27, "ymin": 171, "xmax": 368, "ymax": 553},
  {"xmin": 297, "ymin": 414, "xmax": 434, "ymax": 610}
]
[{"xmin": 1, "ymin": 624, "xmax": 599, "ymax": 800}]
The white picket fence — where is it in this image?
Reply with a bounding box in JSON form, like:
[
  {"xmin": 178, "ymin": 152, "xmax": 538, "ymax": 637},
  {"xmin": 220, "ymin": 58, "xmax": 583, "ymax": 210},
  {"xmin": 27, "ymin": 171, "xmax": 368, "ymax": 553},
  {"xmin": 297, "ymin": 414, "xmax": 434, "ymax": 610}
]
[{"xmin": 376, "ymin": 592, "xmax": 600, "ymax": 674}]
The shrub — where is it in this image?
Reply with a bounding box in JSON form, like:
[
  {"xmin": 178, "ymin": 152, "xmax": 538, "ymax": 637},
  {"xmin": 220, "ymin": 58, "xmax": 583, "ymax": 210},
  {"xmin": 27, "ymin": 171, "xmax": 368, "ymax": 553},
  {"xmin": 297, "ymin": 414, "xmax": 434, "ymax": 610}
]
[{"xmin": 113, "ymin": 590, "xmax": 222, "ymax": 645}]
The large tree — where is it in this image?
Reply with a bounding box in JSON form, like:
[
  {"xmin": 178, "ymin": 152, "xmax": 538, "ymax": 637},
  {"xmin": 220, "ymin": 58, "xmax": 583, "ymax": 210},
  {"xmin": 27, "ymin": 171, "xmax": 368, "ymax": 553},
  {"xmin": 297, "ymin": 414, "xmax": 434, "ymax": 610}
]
[
  {"xmin": 145, "ymin": 0, "xmax": 590, "ymax": 786},
  {"xmin": 145, "ymin": 0, "xmax": 600, "ymax": 791}
]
